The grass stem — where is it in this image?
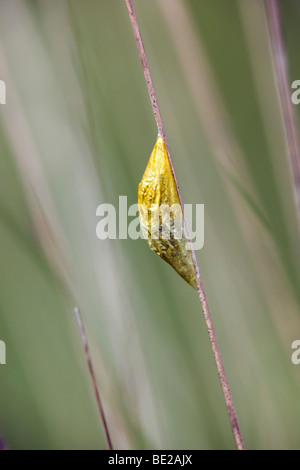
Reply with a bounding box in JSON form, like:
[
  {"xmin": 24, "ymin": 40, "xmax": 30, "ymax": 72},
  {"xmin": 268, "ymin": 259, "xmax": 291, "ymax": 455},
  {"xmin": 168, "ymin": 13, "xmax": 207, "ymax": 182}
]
[
  {"xmin": 0, "ymin": 434, "xmax": 8, "ymax": 450},
  {"xmin": 74, "ymin": 307, "xmax": 113, "ymax": 450},
  {"xmin": 125, "ymin": 0, "xmax": 245, "ymax": 450}
]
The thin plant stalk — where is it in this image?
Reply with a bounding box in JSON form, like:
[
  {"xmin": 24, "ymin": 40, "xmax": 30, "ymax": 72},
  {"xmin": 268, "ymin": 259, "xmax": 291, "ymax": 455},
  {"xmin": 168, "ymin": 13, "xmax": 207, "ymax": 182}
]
[
  {"xmin": 265, "ymin": 0, "xmax": 300, "ymax": 230},
  {"xmin": 125, "ymin": 0, "xmax": 245, "ymax": 450},
  {"xmin": 0, "ymin": 434, "xmax": 8, "ymax": 450},
  {"xmin": 74, "ymin": 308, "xmax": 113, "ymax": 450}
]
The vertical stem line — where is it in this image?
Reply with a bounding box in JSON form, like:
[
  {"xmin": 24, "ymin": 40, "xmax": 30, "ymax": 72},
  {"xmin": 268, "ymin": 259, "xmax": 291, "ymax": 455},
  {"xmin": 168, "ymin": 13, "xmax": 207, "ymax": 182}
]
[
  {"xmin": 74, "ymin": 308, "xmax": 113, "ymax": 450},
  {"xmin": 125, "ymin": 0, "xmax": 245, "ymax": 450},
  {"xmin": 125, "ymin": 0, "xmax": 164, "ymax": 139},
  {"xmin": 0, "ymin": 434, "xmax": 8, "ymax": 450},
  {"xmin": 265, "ymin": 0, "xmax": 300, "ymax": 230}
]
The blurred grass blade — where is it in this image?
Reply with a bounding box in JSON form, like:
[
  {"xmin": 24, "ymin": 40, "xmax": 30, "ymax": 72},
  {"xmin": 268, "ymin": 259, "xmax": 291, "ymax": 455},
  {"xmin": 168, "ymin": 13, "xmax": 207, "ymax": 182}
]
[{"xmin": 265, "ymin": 0, "xmax": 300, "ymax": 230}]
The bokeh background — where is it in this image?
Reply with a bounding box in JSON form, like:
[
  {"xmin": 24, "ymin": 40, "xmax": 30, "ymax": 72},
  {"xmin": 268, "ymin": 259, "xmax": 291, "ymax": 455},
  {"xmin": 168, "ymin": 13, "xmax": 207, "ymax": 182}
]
[{"xmin": 0, "ymin": 0, "xmax": 300, "ymax": 450}]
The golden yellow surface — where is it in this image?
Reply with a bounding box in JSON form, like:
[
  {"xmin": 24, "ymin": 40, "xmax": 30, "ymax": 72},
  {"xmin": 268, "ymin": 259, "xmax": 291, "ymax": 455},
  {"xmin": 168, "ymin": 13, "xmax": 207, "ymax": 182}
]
[{"xmin": 138, "ymin": 136, "xmax": 197, "ymax": 289}]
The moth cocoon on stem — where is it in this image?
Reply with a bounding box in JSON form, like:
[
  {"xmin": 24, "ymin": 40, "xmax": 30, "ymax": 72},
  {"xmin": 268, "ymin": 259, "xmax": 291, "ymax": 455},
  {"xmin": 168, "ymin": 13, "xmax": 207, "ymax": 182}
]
[{"xmin": 138, "ymin": 136, "xmax": 197, "ymax": 289}]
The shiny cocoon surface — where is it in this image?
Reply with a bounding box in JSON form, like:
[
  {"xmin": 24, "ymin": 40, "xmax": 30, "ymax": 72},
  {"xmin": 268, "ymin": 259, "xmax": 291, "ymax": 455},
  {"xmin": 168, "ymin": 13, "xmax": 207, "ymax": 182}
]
[{"xmin": 138, "ymin": 136, "xmax": 197, "ymax": 289}]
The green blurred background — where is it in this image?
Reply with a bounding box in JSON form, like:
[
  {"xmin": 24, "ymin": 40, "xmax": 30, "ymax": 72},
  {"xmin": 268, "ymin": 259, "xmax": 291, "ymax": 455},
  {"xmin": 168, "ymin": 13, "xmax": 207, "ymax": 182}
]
[{"xmin": 0, "ymin": 0, "xmax": 300, "ymax": 450}]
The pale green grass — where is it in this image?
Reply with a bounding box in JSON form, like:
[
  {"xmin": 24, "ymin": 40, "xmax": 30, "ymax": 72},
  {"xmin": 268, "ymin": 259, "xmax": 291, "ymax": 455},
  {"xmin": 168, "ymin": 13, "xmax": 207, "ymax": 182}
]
[{"xmin": 0, "ymin": 0, "xmax": 300, "ymax": 449}]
